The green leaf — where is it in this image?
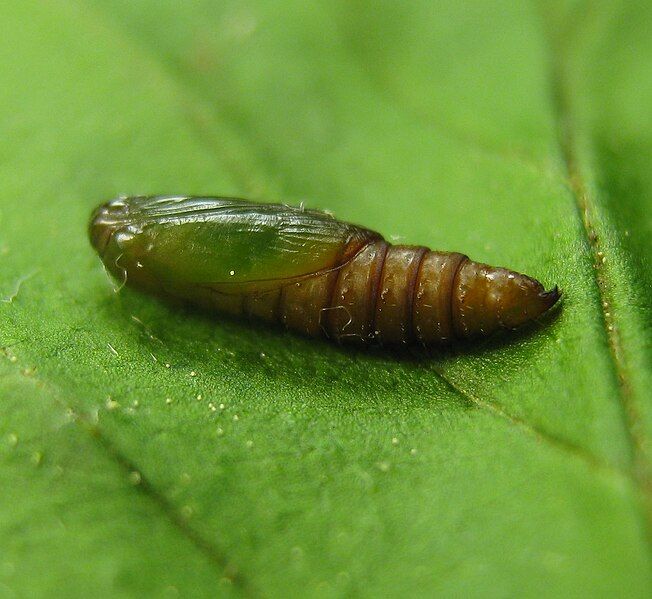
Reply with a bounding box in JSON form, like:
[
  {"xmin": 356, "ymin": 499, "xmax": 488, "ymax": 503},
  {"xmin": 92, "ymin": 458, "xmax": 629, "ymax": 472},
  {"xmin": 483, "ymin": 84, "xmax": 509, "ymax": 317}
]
[{"xmin": 1, "ymin": 0, "xmax": 650, "ymax": 596}]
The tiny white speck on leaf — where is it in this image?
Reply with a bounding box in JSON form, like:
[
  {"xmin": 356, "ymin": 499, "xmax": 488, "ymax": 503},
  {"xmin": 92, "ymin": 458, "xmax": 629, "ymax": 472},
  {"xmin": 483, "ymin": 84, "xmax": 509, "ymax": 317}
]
[{"xmin": 105, "ymin": 397, "xmax": 120, "ymax": 411}]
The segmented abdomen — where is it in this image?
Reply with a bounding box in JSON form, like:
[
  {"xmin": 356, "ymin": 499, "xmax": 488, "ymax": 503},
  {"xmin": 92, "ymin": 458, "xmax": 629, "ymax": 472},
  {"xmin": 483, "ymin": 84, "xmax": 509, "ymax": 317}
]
[
  {"xmin": 319, "ymin": 241, "xmax": 464, "ymax": 345},
  {"xmin": 200, "ymin": 240, "xmax": 471, "ymax": 345}
]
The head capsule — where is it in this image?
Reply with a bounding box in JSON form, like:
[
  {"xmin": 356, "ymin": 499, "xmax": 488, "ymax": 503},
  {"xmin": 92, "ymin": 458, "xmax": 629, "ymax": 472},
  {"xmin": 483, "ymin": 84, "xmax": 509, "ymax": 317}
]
[{"xmin": 89, "ymin": 196, "xmax": 169, "ymax": 294}]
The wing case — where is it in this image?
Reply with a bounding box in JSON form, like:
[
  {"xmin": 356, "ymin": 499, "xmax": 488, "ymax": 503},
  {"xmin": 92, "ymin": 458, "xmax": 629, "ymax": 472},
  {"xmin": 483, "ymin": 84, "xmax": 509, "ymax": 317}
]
[{"xmin": 98, "ymin": 196, "xmax": 380, "ymax": 293}]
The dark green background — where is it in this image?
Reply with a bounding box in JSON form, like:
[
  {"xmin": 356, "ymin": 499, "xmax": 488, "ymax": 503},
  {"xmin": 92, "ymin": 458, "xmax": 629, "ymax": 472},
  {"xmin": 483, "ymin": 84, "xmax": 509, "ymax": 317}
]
[{"xmin": 1, "ymin": 1, "xmax": 650, "ymax": 597}]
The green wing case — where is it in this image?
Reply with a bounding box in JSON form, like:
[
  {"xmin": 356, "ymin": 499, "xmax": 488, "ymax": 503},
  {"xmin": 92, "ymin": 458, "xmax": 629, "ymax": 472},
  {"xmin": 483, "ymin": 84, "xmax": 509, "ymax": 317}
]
[{"xmin": 98, "ymin": 196, "xmax": 379, "ymax": 292}]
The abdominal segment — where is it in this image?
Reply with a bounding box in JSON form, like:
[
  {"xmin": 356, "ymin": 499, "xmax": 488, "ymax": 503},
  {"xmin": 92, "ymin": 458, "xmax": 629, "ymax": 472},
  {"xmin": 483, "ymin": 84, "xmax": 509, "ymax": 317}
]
[{"xmin": 186, "ymin": 241, "xmax": 469, "ymax": 345}]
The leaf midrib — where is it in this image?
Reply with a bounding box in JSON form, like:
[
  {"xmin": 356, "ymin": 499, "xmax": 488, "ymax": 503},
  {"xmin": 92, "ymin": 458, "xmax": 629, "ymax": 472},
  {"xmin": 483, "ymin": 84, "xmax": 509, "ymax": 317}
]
[{"xmin": 538, "ymin": 3, "xmax": 652, "ymax": 546}]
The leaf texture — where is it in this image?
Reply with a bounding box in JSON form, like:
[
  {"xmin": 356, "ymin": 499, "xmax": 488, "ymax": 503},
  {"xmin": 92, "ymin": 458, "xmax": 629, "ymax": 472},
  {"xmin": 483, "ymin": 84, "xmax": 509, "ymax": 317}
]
[{"xmin": 0, "ymin": 1, "xmax": 650, "ymax": 597}]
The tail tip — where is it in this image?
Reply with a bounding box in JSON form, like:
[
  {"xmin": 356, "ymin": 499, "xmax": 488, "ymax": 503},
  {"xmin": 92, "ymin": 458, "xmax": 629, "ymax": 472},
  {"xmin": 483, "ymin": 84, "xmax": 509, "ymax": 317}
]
[{"xmin": 540, "ymin": 285, "xmax": 562, "ymax": 311}]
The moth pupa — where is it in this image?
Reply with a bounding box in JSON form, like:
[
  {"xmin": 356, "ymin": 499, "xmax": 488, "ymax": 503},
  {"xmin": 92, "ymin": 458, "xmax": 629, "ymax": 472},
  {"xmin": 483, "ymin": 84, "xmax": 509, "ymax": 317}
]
[{"xmin": 89, "ymin": 196, "xmax": 560, "ymax": 346}]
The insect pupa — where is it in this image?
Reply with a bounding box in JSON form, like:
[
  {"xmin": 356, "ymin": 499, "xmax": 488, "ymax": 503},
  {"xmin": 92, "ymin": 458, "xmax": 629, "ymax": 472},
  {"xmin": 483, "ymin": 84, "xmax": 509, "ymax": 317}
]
[{"xmin": 89, "ymin": 196, "xmax": 560, "ymax": 346}]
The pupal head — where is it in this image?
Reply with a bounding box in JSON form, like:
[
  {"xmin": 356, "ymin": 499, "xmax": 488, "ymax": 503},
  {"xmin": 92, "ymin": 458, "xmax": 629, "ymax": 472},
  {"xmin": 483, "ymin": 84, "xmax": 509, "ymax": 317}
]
[
  {"xmin": 89, "ymin": 197, "xmax": 131, "ymax": 256},
  {"xmin": 89, "ymin": 196, "xmax": 168, "ymax": 293}
]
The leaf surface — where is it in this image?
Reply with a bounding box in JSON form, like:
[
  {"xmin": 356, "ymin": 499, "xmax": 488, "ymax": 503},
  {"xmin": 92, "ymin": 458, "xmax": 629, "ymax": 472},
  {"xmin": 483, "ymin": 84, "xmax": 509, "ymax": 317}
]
[{"xmin": 1, "ymin": 1, "xmax": 650, "ymax": 596}]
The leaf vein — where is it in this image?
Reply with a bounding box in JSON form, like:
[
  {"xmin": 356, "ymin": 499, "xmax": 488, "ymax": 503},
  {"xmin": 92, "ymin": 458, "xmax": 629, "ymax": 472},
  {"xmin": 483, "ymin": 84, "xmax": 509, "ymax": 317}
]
[
  {"xmin": 537, "ymin": 0, "xmax": 652, "ymax": 545},
  {"xmin": 430, "ymin": 364, "xmax": 634, "ymax": 486},
  {"xmin": 1, "ymin": 348, "xmax": 258, "ymax": 598}
]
